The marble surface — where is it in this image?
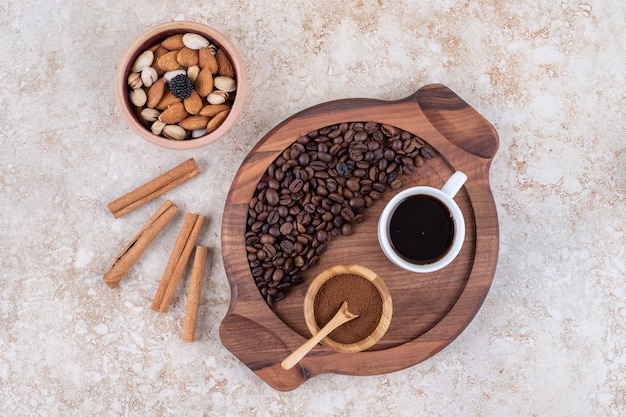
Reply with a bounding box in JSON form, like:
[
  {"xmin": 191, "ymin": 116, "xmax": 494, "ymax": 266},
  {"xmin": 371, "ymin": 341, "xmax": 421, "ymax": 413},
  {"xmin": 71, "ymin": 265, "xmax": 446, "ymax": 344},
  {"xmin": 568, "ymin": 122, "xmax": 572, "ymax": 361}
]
[{"xmin": 1, "ymin": 0, "xmax": 625, "ymax": 415}]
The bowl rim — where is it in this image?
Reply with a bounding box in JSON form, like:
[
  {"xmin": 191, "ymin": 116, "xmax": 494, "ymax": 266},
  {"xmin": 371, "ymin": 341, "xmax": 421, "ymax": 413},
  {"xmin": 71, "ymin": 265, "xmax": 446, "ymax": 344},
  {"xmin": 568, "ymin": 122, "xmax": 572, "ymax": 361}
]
[
  {"xmin": 303, "ymin": 264, "xmax": 393, "ymax": 353},
  {"xmin": 114, "ymin": 21, "xmax": 247, "ymax": 149}
]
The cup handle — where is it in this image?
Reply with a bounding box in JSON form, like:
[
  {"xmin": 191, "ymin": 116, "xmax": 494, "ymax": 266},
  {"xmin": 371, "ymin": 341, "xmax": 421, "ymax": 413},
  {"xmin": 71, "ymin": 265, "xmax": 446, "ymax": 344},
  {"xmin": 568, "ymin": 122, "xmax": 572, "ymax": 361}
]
[{"xmin": 441, "ymin": 171, "xmax": 467, "ymax": 198}]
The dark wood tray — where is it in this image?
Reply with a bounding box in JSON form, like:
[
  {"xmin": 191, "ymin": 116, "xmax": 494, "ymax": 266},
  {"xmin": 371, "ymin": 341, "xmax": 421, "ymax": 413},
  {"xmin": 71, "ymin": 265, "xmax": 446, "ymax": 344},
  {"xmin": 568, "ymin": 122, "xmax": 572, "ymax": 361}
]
[{"xmin": 220, "ymin": 84, "xmax": 499, "ymax": 391}]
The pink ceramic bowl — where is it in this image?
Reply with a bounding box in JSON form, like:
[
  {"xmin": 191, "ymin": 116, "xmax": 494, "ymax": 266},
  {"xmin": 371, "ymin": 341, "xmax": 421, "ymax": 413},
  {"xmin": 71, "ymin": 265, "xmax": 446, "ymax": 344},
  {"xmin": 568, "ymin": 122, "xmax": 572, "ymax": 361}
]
[{"xmin": 115, "ymin": 21, "xmax": 246, "ymax": 149}]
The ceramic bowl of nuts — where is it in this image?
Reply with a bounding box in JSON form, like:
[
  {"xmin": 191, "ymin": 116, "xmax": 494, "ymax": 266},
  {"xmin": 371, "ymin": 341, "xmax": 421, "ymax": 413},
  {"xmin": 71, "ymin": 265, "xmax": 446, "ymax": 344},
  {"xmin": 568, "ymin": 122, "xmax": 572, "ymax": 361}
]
[{"xmin": 115, "ymin": 21, "xmax": 246, "ymax": 149}]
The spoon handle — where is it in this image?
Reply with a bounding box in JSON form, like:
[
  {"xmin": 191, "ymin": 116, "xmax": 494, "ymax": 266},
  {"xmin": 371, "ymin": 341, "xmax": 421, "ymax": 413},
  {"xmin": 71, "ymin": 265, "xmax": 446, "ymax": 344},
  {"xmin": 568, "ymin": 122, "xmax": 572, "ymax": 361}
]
[{"xmin": 281, "ymin": 303, "xmax": 356, "ymax": 370}]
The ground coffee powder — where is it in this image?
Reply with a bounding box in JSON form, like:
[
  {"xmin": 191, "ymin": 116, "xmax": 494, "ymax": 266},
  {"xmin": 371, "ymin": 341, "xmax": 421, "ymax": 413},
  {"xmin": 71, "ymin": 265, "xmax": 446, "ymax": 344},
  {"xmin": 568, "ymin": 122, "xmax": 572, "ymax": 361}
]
[{"xmin": 313, "ymin": 273, "xmax": 383, "ymax": 344}]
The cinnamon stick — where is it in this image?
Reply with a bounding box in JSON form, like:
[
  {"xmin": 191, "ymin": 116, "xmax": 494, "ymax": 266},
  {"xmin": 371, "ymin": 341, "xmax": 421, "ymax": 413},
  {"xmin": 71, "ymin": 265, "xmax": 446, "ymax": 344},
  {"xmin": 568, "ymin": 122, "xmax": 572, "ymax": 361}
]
[
  {"xmin": 103, "ymin": 200, "xmax": 178, "ymax": 288},
  {"xmin": 151, "ymin": 212, "xmax": 206, "ymax": 312},
  {"xmin": 183, "ymin": 246, "xmax": 209, "ymax": 342},
  {"xmin": 107, "ymin": 158, "xmax": 200, "ymax": 218}
]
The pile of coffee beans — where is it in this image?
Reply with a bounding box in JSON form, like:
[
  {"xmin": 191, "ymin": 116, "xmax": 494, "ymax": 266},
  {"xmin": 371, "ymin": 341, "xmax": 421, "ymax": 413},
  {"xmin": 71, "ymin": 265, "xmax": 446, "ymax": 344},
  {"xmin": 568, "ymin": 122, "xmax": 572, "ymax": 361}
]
[{"xmin": 245, "ymin": 121, "xmax": 436, "ymax": 307}]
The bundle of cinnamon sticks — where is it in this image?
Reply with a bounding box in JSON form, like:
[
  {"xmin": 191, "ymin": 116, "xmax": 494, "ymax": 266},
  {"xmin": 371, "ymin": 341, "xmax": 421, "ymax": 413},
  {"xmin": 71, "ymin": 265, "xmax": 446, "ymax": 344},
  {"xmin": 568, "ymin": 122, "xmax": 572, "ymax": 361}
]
[{"xmin": 102, "ymin": 157, "xmax": 209, "ymax": 342}]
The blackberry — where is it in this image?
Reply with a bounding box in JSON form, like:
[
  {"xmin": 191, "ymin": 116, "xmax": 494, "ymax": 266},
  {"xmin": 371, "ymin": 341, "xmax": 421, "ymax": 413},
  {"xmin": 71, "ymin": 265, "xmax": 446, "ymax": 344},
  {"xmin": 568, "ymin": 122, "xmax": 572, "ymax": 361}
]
[{"xmin": 169, "ymin": 74, "xmax": 194, "ymax": 99}]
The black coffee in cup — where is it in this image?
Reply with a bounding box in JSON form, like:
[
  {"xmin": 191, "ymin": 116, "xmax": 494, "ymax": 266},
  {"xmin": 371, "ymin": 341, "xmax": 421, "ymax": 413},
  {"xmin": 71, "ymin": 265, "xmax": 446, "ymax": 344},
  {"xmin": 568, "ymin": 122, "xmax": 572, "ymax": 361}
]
[{"xmin": 389, "ymin": 195, "xmax": 454, "ymax": 264}]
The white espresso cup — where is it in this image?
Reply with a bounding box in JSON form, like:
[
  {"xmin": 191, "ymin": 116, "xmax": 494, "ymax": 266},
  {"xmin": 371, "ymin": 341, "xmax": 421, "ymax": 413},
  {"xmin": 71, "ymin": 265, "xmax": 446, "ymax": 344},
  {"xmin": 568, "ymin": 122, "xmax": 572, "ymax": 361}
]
[{"xmin": 377, "ymin": 171, "xmax": 467, "ymax": 273}]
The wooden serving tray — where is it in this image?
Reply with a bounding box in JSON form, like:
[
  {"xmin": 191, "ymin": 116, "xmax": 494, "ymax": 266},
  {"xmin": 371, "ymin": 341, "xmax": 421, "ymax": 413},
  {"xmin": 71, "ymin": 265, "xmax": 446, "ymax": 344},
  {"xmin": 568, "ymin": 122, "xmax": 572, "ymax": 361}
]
[{"xmin": 220, "ymin": 84, "xmax": 499, "ymax": 391}]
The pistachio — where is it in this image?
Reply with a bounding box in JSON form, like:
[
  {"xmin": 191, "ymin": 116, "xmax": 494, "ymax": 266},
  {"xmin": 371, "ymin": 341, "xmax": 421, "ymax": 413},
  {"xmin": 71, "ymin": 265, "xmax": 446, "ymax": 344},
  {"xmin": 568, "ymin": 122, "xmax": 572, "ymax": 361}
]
[
  {"xmin": 214, "ymin": 76, "xmax": 237, "ymax": 92},
  {"xmin": 164, "ymin": 69, "xmax": 186, "ymax": 83},
  {"xmin": 141, "ymin": 66, "xmax": 158, "ymax": 88},
  {"xmin": 127, "ymin": 72, "xmax": 142, "ymax": 89},
  {"xmin": 140, "ymin": 108, "xmax": 161, "ymax": 122},
  {"xmin": 207, "ymin": 90, "xmax": 229, "ymax": 105},
  {"xmin": 182, "ymin": 33, "xmax": 210, "ymax": 50},
  {"xmin": 186, "ymin": 65, "xmax": 200, "ymax": 83},
  {"xmin": 191, "ymin": 128, "xmax": 208, "ymax": 138},
  {"xmin": 131, "ymin": 50, "xmax": 154, "ymax": 73},
  {"xmin": 151, "ymin": 120, "xmax": 166, "ymax": 135},
  {"xmin": 129, "ymin": 88, "xmax": 147, "ymax": 107},
  {"xmin": 162, "ymin": 124, "xmax": 187, "ymax": 140}
]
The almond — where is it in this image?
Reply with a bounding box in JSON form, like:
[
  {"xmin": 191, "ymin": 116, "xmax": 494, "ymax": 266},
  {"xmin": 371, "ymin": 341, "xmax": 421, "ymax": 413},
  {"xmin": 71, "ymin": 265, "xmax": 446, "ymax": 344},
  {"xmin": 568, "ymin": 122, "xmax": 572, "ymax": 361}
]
[
  {"xmin": 177, "ymin": 47, "xmax": 199, "ymax": 67},
  {"xmin": 156, "ymin": 90, "xmax": 182, "ymax": 110},
  {"xmin": 156, "ymin": 50, "xmax": 182, "ymax": 72},
  {"xmin": 153, "ymin": 45, "xmax": 170, "ymax": 76},
  {"xmin": 199, "ymin": 103, "xmax": 231, "ymax": 117},
  {"xmin": 183, "ymin": 91, "xmax": 203, "ymax": 115},
  {"xmin": 198, "ymin": 48, "xmax": 218, "ymax": 74},
  {"xmin": 215, "ymin": 49, "xmax": 234, "ymax": 78},
  {"xmin": 146, "ymin": 77, "xmax": 165, "ymax": 108},
  {"xmin": 206, "ymin": 109, "xmax": 230, "ymax": 133},
  {"xmin": 195, "ymin": 68, "xmax": 214, "ymax": 97},
  {"xmin": 178, "ymin": 115, "xmax": 209, "ymax": 131},
  {"xmin": 159, "ymin": 102, "xmax": 188, "ymax": 124},
  {"xmin": 161, "ymin": 34, "xmax": 185, "ymax": 50}
]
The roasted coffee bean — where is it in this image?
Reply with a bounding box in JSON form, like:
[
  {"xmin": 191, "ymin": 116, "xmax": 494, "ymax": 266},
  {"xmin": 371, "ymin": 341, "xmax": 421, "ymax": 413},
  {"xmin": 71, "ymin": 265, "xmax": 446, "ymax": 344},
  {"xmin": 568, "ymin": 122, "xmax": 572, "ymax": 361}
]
[
  {"xmin": 372, "ymin": 182, "xmax": 386, "ymax": 193},
  {"xmin": 346, "ymin": 177, "xmax": 360, "ymax": 192},
  {"xmin": 280, "ymin": 222, "xmax": 294, "ymax": 235},
  {"xmin": 263, "ymin": 243, "xmax": 277, "ymax": 257},
  {"xmin": 309, "ymin": 256, "xmax": 320, "ymax": 268},
  {"xmin": 421, "ymin": 146, "xmax": 435, "ymax": 159},
  {"xmin": 349, "ymin": 196, "xmax": 365, "ymax": 209},
  {"xmin": 289, "ymin": 178, "xmax": 304, "ymax": 193},
  {"xmin": 335, "ymin": 161, "xmax": 349, "ymax": 176},
  {"xmin": 353, "ymin": 168, "xmax": 367, "ymax": 178},
  {"xmin": 354, "ymin": 131, "xmax": 368, "ymax": 142},
  {"xmin": 272, "ymin": 268, "xmax": 285, "ymax": 282},
  {"xmin": 315, "ymin": 243, "xmax": 328, "ymax": 256},
  {"xmin": 267, "ymin": 210, "xmax": 280, "ymax": 225},
  {"xmin": 265, "ymin": 188, "xmax": 279, "ymax": 206},
  {"xmin": 341, "ymin": 207, "xmax": 355, "ymax": 221},
  {"xmin": 269, "ymin": 226, "xmax": 281, "ymax": 237},
  {"xmin": 280, "ymin": 240, "xmax": 295, "ymax": 255},
  {"xmin": 310, "ymin": 160, "xmax": 327, "ymax": 171}
]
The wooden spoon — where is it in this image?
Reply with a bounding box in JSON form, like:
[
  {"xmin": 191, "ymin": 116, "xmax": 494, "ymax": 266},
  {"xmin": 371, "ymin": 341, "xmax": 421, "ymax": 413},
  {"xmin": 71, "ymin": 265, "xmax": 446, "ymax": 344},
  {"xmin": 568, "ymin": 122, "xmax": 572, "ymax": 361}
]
[{"xmin": 281, "ymin": 301, "xmax": 359, "ymax": 370}]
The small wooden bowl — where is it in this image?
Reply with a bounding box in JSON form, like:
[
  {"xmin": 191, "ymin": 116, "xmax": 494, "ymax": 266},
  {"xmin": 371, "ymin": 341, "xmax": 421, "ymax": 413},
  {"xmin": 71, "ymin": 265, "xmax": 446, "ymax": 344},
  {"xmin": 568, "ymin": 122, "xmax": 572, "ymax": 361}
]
[
  {"xmin": 115, "ymin": 21, "xmax": 247, "ymax": 149},
  {"xmin": 303, "ymin": 264, "xmax": 393, "ymax": 353}
]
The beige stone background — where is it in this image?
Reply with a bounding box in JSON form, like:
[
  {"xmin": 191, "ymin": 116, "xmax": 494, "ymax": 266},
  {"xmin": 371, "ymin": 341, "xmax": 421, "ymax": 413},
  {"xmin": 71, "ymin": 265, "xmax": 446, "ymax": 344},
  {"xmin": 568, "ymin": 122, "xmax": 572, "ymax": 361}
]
[{"xmin": 1, "ymin": 0, "xmax": 625, "ymax": 415}]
